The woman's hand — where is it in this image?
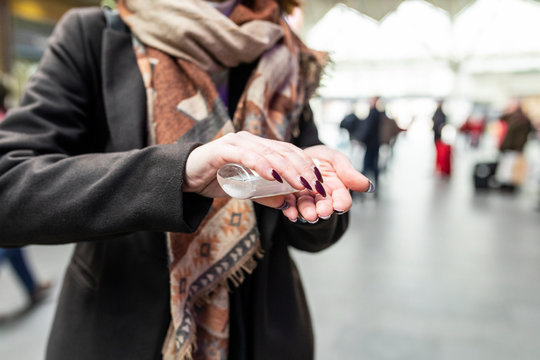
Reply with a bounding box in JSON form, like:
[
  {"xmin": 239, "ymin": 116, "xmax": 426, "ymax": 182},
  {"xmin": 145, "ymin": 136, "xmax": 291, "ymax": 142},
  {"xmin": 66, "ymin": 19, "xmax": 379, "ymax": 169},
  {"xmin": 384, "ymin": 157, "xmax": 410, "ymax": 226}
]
[
  {"xmin": 184, "ymin": 134, "xmax": 372, "ymax": 222},
  {"xmin": 279, "ymin": 145, "xmax": 373, "ymax": 222},
  {"xmin": 183, "ymin": 131, "xmax": 324, "ymax": 205}
]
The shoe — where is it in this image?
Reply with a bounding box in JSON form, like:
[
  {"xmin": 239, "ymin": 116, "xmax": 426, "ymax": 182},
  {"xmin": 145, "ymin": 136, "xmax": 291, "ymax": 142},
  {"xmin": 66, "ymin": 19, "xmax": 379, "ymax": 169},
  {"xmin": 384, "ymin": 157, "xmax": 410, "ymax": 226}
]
[{"xmin": 30, "ymin": 281, "xmax": 52, "ymax": 305}]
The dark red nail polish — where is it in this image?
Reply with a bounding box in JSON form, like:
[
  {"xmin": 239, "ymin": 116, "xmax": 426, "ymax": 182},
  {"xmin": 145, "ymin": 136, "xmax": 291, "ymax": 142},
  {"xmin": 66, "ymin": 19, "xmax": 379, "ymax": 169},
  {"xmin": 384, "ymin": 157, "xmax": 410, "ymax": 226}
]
[
  {"xmin": 272, "ymin": 169, "xmax": 283, "ymax": 183},
  {"xmin": 315, "ymin": 181, "xmax": 326, "ymax": 197},
  {"xmin": 314, "ymin": 167, "xmax": 323, "ymax": 183},
  {"xmin": 299, "ymin": 176, "xmax": 313, "ymax": 191}
]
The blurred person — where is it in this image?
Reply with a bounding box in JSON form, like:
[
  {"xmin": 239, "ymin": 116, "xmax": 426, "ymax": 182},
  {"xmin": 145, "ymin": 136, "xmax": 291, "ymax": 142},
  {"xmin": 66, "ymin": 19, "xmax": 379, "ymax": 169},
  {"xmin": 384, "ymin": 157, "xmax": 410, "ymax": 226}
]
[
  {"xmin": 0, "ymin": 248, "xmax": 52, "ymax": 309},
  {"xmin": 459, "ymin": 113, "xmax": 486, "ymax": 148},
  {"xmin": 379, "ymin": 110, "xmax": 402, "ymax": 148},
  {"xmin": 496, "ymin": 99, "xmax": 533, "ymax": 191},
  {"xmin": 0, "ymin": 80, "xmax": 52, "ymax": 313},
  {"xmin": 378, "ymin": 107, "xmax": 404, "ymax": 172},
  {"xmin": 0, "ymin": 1, "xmax": 374, "ymax": 360},
  {"xmin": 339, "ymin": 103, "xmax": 363, "ymax": 170},
  {"xmin": 353, "ymin": 96, "xmax": 383, "ymax": 187},
  {"xmin": 499, "ymin": 99, "xmax": 533, "ymax": 153},
  {"xmin": 432, "ymin": 99, "xmax": 451, "ymax": 176},
  {"xmin": 340, "ymin": 104, "xmax": 360, "ymax": 141}
]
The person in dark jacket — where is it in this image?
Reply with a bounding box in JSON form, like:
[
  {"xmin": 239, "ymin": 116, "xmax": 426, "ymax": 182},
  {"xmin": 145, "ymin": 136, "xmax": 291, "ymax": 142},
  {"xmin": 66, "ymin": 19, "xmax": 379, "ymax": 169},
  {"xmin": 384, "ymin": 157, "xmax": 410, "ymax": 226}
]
[
  {"xmin": 432, "ymin": 100, "xmax": 452, "ymax": 176},
  {"xmin": 353, "ymin": 96, "xmax": 383, "ymax": 187},
  {"xmin": 496, "ymin": 99, "xmax": 533, "ymax": 191},
  {"xmin": 0, "ymin": 1, "xmax": 373, "ymax": 359},
  {"xmin": 432, "ymin": 100, "xmax": 447, "ymax": 144},
  {"xmin": 499, "ymin": 100, "xmax": 533, "ymax": 153},
  {"xmin": 0, "ymin": 80, "xmax": 52, "ymax": 314}
]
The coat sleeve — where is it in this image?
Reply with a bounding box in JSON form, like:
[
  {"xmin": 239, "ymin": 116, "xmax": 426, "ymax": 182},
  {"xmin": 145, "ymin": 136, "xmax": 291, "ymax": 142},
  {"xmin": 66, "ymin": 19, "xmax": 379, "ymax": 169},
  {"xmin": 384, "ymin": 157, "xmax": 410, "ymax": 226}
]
[
  {"xmin": 280, "ymin": 213, "xmax": 349, "ymax": 252},
  {"xmin": 277, "ymin": 104, "xmax": 350, "ymax": 253},
  {"xmin": 0, "ymin": 9, "xmax": 212, "ymax": 246}
]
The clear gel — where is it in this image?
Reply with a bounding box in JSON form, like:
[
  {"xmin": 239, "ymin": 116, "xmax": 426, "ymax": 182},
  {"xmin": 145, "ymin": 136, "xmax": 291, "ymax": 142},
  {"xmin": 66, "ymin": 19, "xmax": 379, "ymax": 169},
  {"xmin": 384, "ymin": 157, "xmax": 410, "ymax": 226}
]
[{"xmin": 217, "ymin": 164, "xmax": 298, "ymax": 199}]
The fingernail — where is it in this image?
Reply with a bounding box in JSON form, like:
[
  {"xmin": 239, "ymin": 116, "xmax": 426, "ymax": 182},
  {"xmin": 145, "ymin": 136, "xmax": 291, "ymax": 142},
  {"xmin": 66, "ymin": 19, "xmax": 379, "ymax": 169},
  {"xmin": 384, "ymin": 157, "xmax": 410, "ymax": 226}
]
[
  {"xmin": 289, "ymin": 217, "xmax": 297, "ymax": 223},
  {"xmin": 315, "ymin": 181, "xmax": 326, "ymax": 197},
  {"xmin": 314, "ymin": 166, "xmax": 323, "ymax": 183},
  {"xmin": 299, "ymin": 176, "xmax": 313, "ymax": 191},
  {"xmin": 366, "ymin": 180, "xmax": 376, "ymax": 193},
  {"xmin": 320, "ymin": 214, "xmax": 332, "ymax": 220},
  {"xmin": 276, "ymin": 201, "xmax": 289, "ymax": 210},
  {"xmin": 307, "ymin": 218, "xmax": 319, "ymax": 224},
  {"xmin": 272, "ymin": 169, "xmax": 283, "ymax": 183},
  {"xmin": 334, "ymin": 210, "xmax": 346, "ymax": 215}
]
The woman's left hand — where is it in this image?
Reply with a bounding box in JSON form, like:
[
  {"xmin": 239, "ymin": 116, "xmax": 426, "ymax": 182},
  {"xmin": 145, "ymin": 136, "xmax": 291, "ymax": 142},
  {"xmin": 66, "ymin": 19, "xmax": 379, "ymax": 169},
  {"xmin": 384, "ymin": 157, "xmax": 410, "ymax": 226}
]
[{"xmin": 257, "ymin": 145, "xmax": 373, "ymax": 223}]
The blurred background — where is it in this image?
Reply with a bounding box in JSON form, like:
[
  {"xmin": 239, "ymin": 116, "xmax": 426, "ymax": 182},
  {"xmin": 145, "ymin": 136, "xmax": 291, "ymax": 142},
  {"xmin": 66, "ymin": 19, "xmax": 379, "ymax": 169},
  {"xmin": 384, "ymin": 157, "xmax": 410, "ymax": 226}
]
[{"xmin": 1, "ymin": 0, "xmax": 539, "ymax": 359}]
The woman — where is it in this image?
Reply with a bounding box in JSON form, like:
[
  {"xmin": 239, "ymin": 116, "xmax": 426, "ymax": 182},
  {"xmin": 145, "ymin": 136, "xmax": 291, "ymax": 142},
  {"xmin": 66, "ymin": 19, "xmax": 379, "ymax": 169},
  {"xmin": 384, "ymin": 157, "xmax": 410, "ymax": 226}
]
[{"xmin": 0, "ymin": 0, "xmax": 372, "ymax": 359}]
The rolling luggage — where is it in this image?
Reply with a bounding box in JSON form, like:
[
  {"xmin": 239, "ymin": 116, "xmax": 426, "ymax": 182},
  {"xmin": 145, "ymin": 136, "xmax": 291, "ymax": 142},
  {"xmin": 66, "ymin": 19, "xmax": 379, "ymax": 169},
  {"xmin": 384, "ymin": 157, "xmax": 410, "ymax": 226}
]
[
  {"xmin": 435, "ymin": 140, "xmax": 452, "ymax": 176},
  {"xmin": 473, "ymin": 162, "xmax": 498, "ymax": 190}
]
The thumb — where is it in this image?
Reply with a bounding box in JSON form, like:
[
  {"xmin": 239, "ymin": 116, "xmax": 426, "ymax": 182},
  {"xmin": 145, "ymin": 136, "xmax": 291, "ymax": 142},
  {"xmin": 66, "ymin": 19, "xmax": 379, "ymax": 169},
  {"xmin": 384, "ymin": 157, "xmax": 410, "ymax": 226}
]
[{"xmin": 332, "ymin": 153, "xmax": 374, "ymax": 193}]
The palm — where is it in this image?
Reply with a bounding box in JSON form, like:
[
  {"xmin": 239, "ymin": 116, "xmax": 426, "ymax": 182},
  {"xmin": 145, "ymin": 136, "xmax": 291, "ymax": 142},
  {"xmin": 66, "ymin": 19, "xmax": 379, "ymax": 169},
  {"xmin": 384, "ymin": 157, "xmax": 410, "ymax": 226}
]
[
  {"xmin": 304, "ymin": 145, "xmax": 369, "ymax": 192},
  {"xmin": 280, "ymin": 145, "xmax": 370, "ymax": 221}
]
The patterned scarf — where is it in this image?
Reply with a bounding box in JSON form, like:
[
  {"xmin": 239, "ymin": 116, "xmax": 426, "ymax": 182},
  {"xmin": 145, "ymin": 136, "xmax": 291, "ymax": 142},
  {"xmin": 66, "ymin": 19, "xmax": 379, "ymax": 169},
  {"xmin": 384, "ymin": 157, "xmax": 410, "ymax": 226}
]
[{"xmin": 117, "ymin": 0, "xmax": 327, "ymax": 359}]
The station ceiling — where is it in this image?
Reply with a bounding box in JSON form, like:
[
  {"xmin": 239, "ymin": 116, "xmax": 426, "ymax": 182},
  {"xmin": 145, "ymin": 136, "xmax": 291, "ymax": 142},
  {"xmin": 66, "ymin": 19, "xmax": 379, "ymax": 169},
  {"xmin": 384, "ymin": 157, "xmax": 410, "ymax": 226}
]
[
  {"xmin": 301, "ymin": 0, "xmax": 540, "ymax": 33},
  {"xmin": 12, "ymin": 0, "xmax": 540, "ymax": 31}
]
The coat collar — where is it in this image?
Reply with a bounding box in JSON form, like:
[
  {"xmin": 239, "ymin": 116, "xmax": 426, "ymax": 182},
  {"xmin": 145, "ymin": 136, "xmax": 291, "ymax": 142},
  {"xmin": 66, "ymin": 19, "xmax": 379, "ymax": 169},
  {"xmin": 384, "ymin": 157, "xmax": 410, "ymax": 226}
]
[
  {"xmin": 102, "ymin": 27, "xmax": 147, "ymax": 150},
  {"xmin": 100, "ymin": 18, "xmax": 257, "ymax": 151}
]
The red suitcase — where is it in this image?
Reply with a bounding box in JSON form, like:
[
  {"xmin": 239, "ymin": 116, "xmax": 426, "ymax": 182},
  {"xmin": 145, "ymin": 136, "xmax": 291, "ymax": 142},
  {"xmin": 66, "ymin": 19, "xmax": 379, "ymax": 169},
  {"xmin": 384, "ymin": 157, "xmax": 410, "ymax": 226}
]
[{"xmin": 435, "ymin": 140, "xmax": 452, "ymax": 176}]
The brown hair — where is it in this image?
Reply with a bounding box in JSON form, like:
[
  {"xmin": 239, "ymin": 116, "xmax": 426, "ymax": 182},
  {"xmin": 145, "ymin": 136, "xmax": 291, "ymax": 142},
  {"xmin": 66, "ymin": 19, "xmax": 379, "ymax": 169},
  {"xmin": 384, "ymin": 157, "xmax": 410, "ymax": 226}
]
[
  {"xmin": 277, "ymin": 0, "xmax": 301, "ymax": 14},
  {"xmin": 112, "ymin": 0, "xmax": 302, "ymax": 15}
]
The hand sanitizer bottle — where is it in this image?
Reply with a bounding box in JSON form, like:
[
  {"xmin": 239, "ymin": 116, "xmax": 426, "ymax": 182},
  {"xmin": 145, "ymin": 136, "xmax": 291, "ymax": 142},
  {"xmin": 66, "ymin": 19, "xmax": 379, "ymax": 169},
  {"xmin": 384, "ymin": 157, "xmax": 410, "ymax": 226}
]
[{"xmin": 217, "ymin": 163, "xmax": 298, "ymax": 199}]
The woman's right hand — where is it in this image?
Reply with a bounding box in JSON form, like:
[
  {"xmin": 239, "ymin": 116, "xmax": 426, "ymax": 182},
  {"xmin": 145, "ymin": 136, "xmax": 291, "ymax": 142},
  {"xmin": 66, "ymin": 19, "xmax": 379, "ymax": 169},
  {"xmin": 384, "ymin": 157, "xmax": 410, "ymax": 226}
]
[{"xmin": 183, "ymin": 131, "xmax": 324, "ymax": 206}]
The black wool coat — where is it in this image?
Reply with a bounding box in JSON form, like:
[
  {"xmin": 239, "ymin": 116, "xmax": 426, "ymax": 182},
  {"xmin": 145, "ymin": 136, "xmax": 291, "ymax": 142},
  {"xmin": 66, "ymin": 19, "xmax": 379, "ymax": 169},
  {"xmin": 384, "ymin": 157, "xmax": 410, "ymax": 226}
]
[{"xmin": 0, "ymin": 7, "xmax": 348, "ymax": 360}]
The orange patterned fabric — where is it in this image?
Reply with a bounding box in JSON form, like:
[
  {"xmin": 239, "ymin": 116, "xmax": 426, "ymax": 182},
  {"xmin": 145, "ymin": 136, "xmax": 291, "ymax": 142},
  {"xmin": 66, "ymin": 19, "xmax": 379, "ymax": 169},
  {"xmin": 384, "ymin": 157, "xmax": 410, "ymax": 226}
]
[{"xmin": 117, "ymin": 1, "xmax": 328, "ymax": 359}]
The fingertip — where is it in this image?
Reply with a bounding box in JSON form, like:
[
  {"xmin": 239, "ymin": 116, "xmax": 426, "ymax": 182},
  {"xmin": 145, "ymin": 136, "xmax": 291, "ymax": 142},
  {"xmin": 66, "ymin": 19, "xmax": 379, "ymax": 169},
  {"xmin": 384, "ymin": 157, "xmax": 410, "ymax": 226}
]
[
  {"xmin": 315, "ymin": 181, "xmax": 327, "ymax": 197},
  {"xmin": 331, "ymin": 188, "xmax": 353, "ymax": 213},
  {"xmin": 282, "ymin": 194, "xmax": 298, "ymax": 220},
  {"xmin": 271, "ymin": 169, "xmax": 283, "ymax": 183},
  {"xmin": 366, "ymin": 180, "xmax": 376, "ymax": 193},
  {"xmin": 347, "ymin": 172, "xmax": 372, "ymax": 193},
  {"xmin": 300, "ymin": 210, "xmax": 319, "ymax": 223},
  {"xmin": 299, "ymin": 176, "xmax": 313, "ymax": 191}
]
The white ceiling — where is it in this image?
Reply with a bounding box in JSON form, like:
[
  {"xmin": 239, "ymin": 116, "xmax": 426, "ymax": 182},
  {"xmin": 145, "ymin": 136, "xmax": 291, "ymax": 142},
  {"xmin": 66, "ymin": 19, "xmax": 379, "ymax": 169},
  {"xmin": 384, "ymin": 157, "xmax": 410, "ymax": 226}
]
[{"xmin": 300, "ymin": 0, "xmax": 540, "ymax": 33}]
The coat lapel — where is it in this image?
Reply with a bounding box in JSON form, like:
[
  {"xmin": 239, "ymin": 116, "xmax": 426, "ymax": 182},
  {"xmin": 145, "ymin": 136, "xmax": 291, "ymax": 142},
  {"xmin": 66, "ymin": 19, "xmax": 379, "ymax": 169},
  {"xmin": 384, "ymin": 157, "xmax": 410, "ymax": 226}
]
[{"xmin": 102, "ymin": 28, "xmax": 147, "ymax": 150}]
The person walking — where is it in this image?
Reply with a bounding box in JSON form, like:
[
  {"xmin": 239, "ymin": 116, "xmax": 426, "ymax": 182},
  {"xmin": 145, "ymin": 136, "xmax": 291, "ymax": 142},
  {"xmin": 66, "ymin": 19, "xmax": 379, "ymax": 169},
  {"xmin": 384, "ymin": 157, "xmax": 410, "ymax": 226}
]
[
  {"xmin": 432, "ymin": 100, "xmax": 451, "ymax": 176},
  {"xmin": 496, "ymin": 99, "xmax": 533, "ymax": 190},
  {"xmin": 0, "ymin": 248, "xmax": 52, "ymax": 309},
  {"xmin": 0, "ymin": 79, "xmax": 51, "ymax": 313},
  {"xmin": 354, "ymin": 96, "xmax": 383, "ymax": 187}
]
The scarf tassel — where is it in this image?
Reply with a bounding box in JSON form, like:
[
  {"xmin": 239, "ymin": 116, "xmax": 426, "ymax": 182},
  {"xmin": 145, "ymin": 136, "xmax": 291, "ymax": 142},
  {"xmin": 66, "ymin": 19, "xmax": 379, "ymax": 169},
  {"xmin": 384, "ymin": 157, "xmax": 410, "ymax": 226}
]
[
  {"xmin": 194, "ymin": 246, "xmax": 264, "ymax": 306},
  {"xmin": 165, "ymin": 246, "xmax": 264, "ymax": 360}
]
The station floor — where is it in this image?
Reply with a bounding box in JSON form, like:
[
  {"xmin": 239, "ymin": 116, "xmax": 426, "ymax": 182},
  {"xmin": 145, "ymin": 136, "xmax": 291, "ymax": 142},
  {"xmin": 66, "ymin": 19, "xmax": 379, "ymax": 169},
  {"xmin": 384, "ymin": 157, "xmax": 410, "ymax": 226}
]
[{"xmin": 1, "ymin": 129, "xmax": 539, "ymax": 359}]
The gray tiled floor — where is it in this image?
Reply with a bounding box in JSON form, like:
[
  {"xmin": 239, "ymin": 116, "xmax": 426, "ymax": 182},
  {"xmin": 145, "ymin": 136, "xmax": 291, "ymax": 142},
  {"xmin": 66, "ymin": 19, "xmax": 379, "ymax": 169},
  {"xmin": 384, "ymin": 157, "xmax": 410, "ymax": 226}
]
[
  {"xmin": 1, "ymin": 130, "xmax": 539, "ymax": 359},
  {"xmin": 0, "ymin": 244, "xmax": 73, "ymax": 359},
  {"xmin": 293, "ymin": 131, "xmax": 540, "ymax": 360}
]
